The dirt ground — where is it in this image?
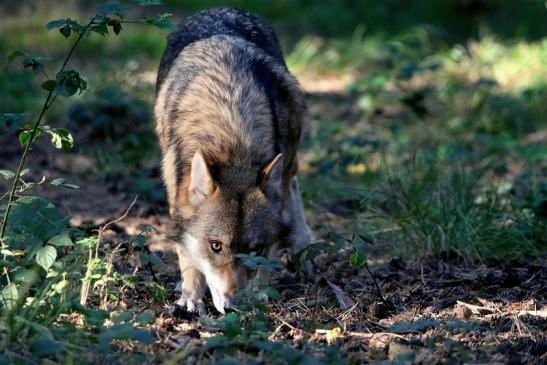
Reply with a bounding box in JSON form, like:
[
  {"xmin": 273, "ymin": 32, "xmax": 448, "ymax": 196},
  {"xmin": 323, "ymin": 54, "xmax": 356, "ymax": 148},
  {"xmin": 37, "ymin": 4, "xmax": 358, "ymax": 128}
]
[{"xmin": 1, "ymin": 91, "xmax": 546, "ymax": 364}]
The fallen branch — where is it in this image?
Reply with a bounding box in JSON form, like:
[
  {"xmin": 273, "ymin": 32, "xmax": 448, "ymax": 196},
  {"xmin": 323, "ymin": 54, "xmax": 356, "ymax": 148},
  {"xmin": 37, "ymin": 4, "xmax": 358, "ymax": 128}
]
[{"xmin": 456, "ymin": 300, "xmax": 496, "ymax": 315}]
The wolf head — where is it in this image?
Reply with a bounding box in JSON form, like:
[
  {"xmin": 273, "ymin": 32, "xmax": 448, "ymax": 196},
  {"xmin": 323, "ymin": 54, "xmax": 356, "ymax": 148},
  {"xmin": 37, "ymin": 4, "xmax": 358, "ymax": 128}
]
[{"xmin": 175, "ymin": 150, "xmax": 287, "ymax": 312}]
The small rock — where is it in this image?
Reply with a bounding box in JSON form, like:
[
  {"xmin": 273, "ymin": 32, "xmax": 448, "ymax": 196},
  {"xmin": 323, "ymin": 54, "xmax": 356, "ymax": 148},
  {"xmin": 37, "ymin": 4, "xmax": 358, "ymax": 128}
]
[{"xmin": 455, "ymin": 303, "xmax": 472, "ymax": 320}]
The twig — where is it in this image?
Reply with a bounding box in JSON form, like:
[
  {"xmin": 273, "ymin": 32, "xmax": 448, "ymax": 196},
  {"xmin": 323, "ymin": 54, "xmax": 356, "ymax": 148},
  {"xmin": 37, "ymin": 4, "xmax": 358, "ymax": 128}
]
[
  {"xmin": 271, "ymin": 314, "xmax": 312, "ymax": 335},
  {"xmin": 95, "ymin": 196, "xmax": 138, "ymax": 259},
  {"xmin": 456, "ymin": 300, "xmax": 496, "ymax": 315},
  {"xmin": 364, "ymin": 262, "xmax": 386, "ymax": 302},
  {"xmin": 80, "ymin": 196, "xmax": 138, "ymax": 306},
  {"xmin": 484, "ymin": 310, "xmax": 547, "ymax": 320},
  {"xmin": 420, "ymin": 263, "xmax": 427, "ymax": 288},
  {"xmin": 315, "ymin": 329, "xmax": 408, "ymax": 341},
  {"xmin": 167, "ymin": 337, "xmax": 191, "ymax": 354}
]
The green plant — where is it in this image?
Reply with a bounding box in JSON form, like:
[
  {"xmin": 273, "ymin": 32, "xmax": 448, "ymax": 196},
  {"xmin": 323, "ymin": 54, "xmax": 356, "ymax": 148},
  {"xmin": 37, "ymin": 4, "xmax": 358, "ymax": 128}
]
[
  {"xmin": 364, "ymin": 153, "xmax": 544, "ymax": 261},
  {"xmin": 0, "ymin": 3, "xmax": 172, "ymax": 363}
]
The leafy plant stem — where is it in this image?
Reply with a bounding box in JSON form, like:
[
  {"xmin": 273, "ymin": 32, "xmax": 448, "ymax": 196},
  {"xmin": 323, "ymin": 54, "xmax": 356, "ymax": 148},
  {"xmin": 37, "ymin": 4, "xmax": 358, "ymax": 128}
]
[{"xmin": 0, "ymin": 20, "xmax": 93, "ymax": 244}]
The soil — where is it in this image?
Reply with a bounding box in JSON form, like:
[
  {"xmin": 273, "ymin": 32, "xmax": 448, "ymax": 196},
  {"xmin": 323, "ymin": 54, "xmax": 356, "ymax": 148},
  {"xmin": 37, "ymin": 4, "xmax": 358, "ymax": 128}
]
[{"xmin": 0, "ymin": 93, "xmax": 545, "ymax": 364}]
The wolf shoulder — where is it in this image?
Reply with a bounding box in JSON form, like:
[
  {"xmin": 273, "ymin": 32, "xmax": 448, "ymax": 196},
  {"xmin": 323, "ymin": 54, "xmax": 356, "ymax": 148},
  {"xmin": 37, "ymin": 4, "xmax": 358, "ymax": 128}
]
[{"xmin": 156, "ymin": 7, "xmax": 286, "ymax": 93}]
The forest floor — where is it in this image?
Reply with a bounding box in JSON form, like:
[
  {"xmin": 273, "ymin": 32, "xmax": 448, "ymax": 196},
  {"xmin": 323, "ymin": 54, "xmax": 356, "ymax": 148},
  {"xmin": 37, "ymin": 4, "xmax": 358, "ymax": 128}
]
[{"xmin": 1, "ymin": 83, "xmax": 545, "ymax": 364}]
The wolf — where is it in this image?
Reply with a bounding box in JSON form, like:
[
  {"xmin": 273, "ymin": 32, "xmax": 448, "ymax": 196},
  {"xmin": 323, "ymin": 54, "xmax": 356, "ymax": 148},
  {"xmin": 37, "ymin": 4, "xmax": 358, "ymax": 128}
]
[{"xmin": 154, "ymin": 7, "xmax": 311, "ymax": 314}]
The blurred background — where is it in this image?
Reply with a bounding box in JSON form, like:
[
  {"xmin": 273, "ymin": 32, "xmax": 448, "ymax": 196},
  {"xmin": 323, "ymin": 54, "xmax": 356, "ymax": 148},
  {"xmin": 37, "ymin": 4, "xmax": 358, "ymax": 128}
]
[{"xmin": 0, "ymin": 0, "xmax": 546, "ymax": 259}]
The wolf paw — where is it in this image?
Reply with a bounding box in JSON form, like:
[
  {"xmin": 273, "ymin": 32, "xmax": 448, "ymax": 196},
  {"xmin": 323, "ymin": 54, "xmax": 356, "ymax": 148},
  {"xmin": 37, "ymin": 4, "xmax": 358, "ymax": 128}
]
[{"xmin": 176, "ymin": 293, "xmax": 206, "ymax": 315}]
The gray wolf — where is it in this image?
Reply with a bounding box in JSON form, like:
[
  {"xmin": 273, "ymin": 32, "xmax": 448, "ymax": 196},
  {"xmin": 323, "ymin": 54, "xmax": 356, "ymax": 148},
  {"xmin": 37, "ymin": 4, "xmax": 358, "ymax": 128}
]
[{"xmin": 155, "ymin": 7, "xmax": 311, "ymax": 314}]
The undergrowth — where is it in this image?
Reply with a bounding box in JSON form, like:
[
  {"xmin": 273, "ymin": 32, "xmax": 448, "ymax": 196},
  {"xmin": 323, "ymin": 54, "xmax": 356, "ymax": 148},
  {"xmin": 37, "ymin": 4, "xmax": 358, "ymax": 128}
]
[{"xmin": 0, "ymin": 3, "xmax": 172, "ymax": 363}]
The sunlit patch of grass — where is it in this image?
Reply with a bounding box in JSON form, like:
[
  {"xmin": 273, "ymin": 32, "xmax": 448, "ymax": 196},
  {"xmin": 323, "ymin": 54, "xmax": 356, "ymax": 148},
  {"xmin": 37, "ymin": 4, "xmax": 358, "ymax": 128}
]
[
  {"xmin": 447, "ymin": 38, "xmax": 547, "ymax": 93},
  {"xmin": 366, "ymin": 155, "xmax": 544, "ymax": 261},
  {"xmin": 295, "ymin": 29, "xmax": 546, "ymax": 261}
]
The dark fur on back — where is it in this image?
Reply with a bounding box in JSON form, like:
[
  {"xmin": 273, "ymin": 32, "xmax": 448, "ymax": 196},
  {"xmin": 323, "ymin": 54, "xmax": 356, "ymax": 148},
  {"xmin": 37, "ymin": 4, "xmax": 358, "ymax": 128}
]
[{"xmin": 156, "ymin": 7, "xmax": 286, "ymax": 93}]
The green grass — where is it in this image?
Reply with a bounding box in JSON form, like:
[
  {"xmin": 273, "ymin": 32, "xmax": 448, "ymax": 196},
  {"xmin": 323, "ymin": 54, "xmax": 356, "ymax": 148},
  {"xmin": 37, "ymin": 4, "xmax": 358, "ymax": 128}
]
[{"xmin": 294, "ymin": 32, "xmax": 546, "ymax": 261}]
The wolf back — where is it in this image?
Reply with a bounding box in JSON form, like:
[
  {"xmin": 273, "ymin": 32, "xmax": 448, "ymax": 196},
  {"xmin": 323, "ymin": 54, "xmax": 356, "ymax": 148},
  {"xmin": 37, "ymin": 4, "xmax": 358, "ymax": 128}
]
[{"xmin": 155, "ymin": 7, "xmax": 306, "ymax": 220}]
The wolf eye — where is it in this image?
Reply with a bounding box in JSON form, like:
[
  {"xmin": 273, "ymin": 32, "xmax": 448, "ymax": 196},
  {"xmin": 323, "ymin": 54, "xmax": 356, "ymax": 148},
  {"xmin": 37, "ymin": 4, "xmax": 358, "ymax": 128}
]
[{"xmin": 210, "ymin": 240, "xmax": 223, "ymax": 253}]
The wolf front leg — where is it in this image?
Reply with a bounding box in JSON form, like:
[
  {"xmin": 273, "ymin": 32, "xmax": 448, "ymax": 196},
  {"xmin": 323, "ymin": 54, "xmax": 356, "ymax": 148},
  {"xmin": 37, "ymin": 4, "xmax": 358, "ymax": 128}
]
[{"xmin": 175, "ymin": 245, "xmax": 207, "ymax": 315}]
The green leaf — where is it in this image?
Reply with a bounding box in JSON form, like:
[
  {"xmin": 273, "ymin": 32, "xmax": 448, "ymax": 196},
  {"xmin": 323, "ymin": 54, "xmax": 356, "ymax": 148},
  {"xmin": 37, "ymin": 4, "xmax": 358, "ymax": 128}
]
[
  {"xmin": 6, "ymin": 51, "xmax": 26, "ymax": 64},
  {"xmin": 206, "ymin": 335, "xmax": 228, "ymax": 347},
  {"xmin": 136, "ymin": 311, "xmax": 155, "ymax": 326},
  {"xmin": 0, "ymin": 170, "xmax": 15, "ymax": 180},
  {"xmin": 142, "ymin": 13, "xmax": 174, "ymax": 30},
  {"xmin": 1, "ymin": 283, "xmax": 19, "ymax": 310},
  {"xmin": 36, "ymin": 245, "xmax": 57, "ymax": 271},
  {"xmin": 48, "ymin": 230, "xmax": 73, "ymax": 247},
  {"xmin": 19, "ymin": 129, "xmax": 42, "ymax": 147},
  {"xmin": 349, "ymin": 242, "xmax": 368, "ymax": 268},
  {"xmin": 54, "ymin": 70, "xmax": 87, "ymax": 97},
  {"xmin": 112, "ymin": 310, "xmax": 134, "ymax": 323},
  {"xmin": 90, "ymin": 22, "xmax": 109, "ymax": 36},
  {"xmin": 222, "ymin": 312, "xmax": 241, "ymax": 338},
  {"xmin": 68, "ymin": 20, "xmax": 85, "ymax": 35},
  {"xmin": 1, "ymin": 113, "xmax": 29, "ymax": 132},
  {"xmin": 108, "ymin": 19, "xmax": 123, "ymax": 35},
  {"xmin": 22, "ymin": 56, "xmax": 47, "ymax": 75},
  {"xmin": 41, "ymin": 80, "xmax": 56, "ymax": 91},
  {"xmin": 99, "ymin": 324, "xmax": 153, "ymax": 347},
  {"xmin": 62, "ymin": 183, "xmax": 80, "ymax": 189},
  {"xmin": 148, "ymin": 253, "xmax": 166, "ymax": 269},
  {"xmin": 3, "ymin": 231, "xmax": 43, "ymax": 262},
  {"xmin": 46, "ymin": 19, "xmax": 68, "ymax": 30},
  {"xmin": 50, "ymin": 177, "xmax": 65, "ymax": 186},
  {"xmin": 12, "ymin": 267, "xmax": 40, "ymax": 284},
  {"xmin": 235, "ymin": 253, "xmax": 282, "ymax": 272},
  {"xmin": 47, "ymin": 128, "xmax": 74, "ymax": 151},
  {"xmin": 59, "ymin": 25, "xmax": 71, "ymax": 38},
  {"xmin": 76, "ymin": 236, "xmax": 96, "ymax": 248},
  {"xmin": 6, "ymin": 196, "xmax": 67, "ymax": 242},
  {"xmin": 30, "ymin": 337, "xmax": 66, "ymax": 358},
  {"xmin": 358, "ymin": 232, "xmax": 375, "ymax": 245}
]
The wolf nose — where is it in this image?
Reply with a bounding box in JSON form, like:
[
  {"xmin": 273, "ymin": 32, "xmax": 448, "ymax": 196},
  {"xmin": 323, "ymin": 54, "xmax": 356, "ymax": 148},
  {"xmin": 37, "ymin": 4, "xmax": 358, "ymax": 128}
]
[{"xmin": 224, "ymin": 306, "xmax": 235, "ymax": 314}]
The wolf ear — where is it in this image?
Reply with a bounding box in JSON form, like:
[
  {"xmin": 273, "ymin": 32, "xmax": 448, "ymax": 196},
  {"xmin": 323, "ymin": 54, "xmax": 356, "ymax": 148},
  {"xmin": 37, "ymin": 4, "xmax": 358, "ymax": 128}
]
[
  {"xmin": 189, "ymin": 150, "xmax": 214, "ymax": 205},
  {"xmin": 260, "ymin": 154, "xmax": 284, "ymax": 196}
]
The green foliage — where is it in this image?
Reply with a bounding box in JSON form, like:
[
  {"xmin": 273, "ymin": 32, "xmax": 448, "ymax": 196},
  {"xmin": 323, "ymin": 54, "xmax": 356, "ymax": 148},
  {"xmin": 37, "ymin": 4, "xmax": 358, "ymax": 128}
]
[
  {"xmin": 6, "ymin": 51, "xmax": 48, "ymax": 75},
  {"xmin": 0, "ymin": 113, "xmax": 30, "ymax": 132},
  {"xmin": 35, "ymin": 245, "xmax": 57, "ymax": 271},
  {"xmin": 235, "ymin": 252, "xmax": 283, "ymax": 271},
  {"xmin": 191, "ymin": 253, "xmax": 345, "ymax": 364},
  {"xmin": 47, "ymin": 18, "xmax": 86, "ymax": 38},
  {"xmin": 5, "ymin": 196, "xmax": 67, "ymax": 242},
  {"xmin": 54, "ymin": 69, "xmax": 88, "ymax": 97},
  {"xmin": 0, "ymin": 2, "xmax": 173, "ymax": 363}
]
